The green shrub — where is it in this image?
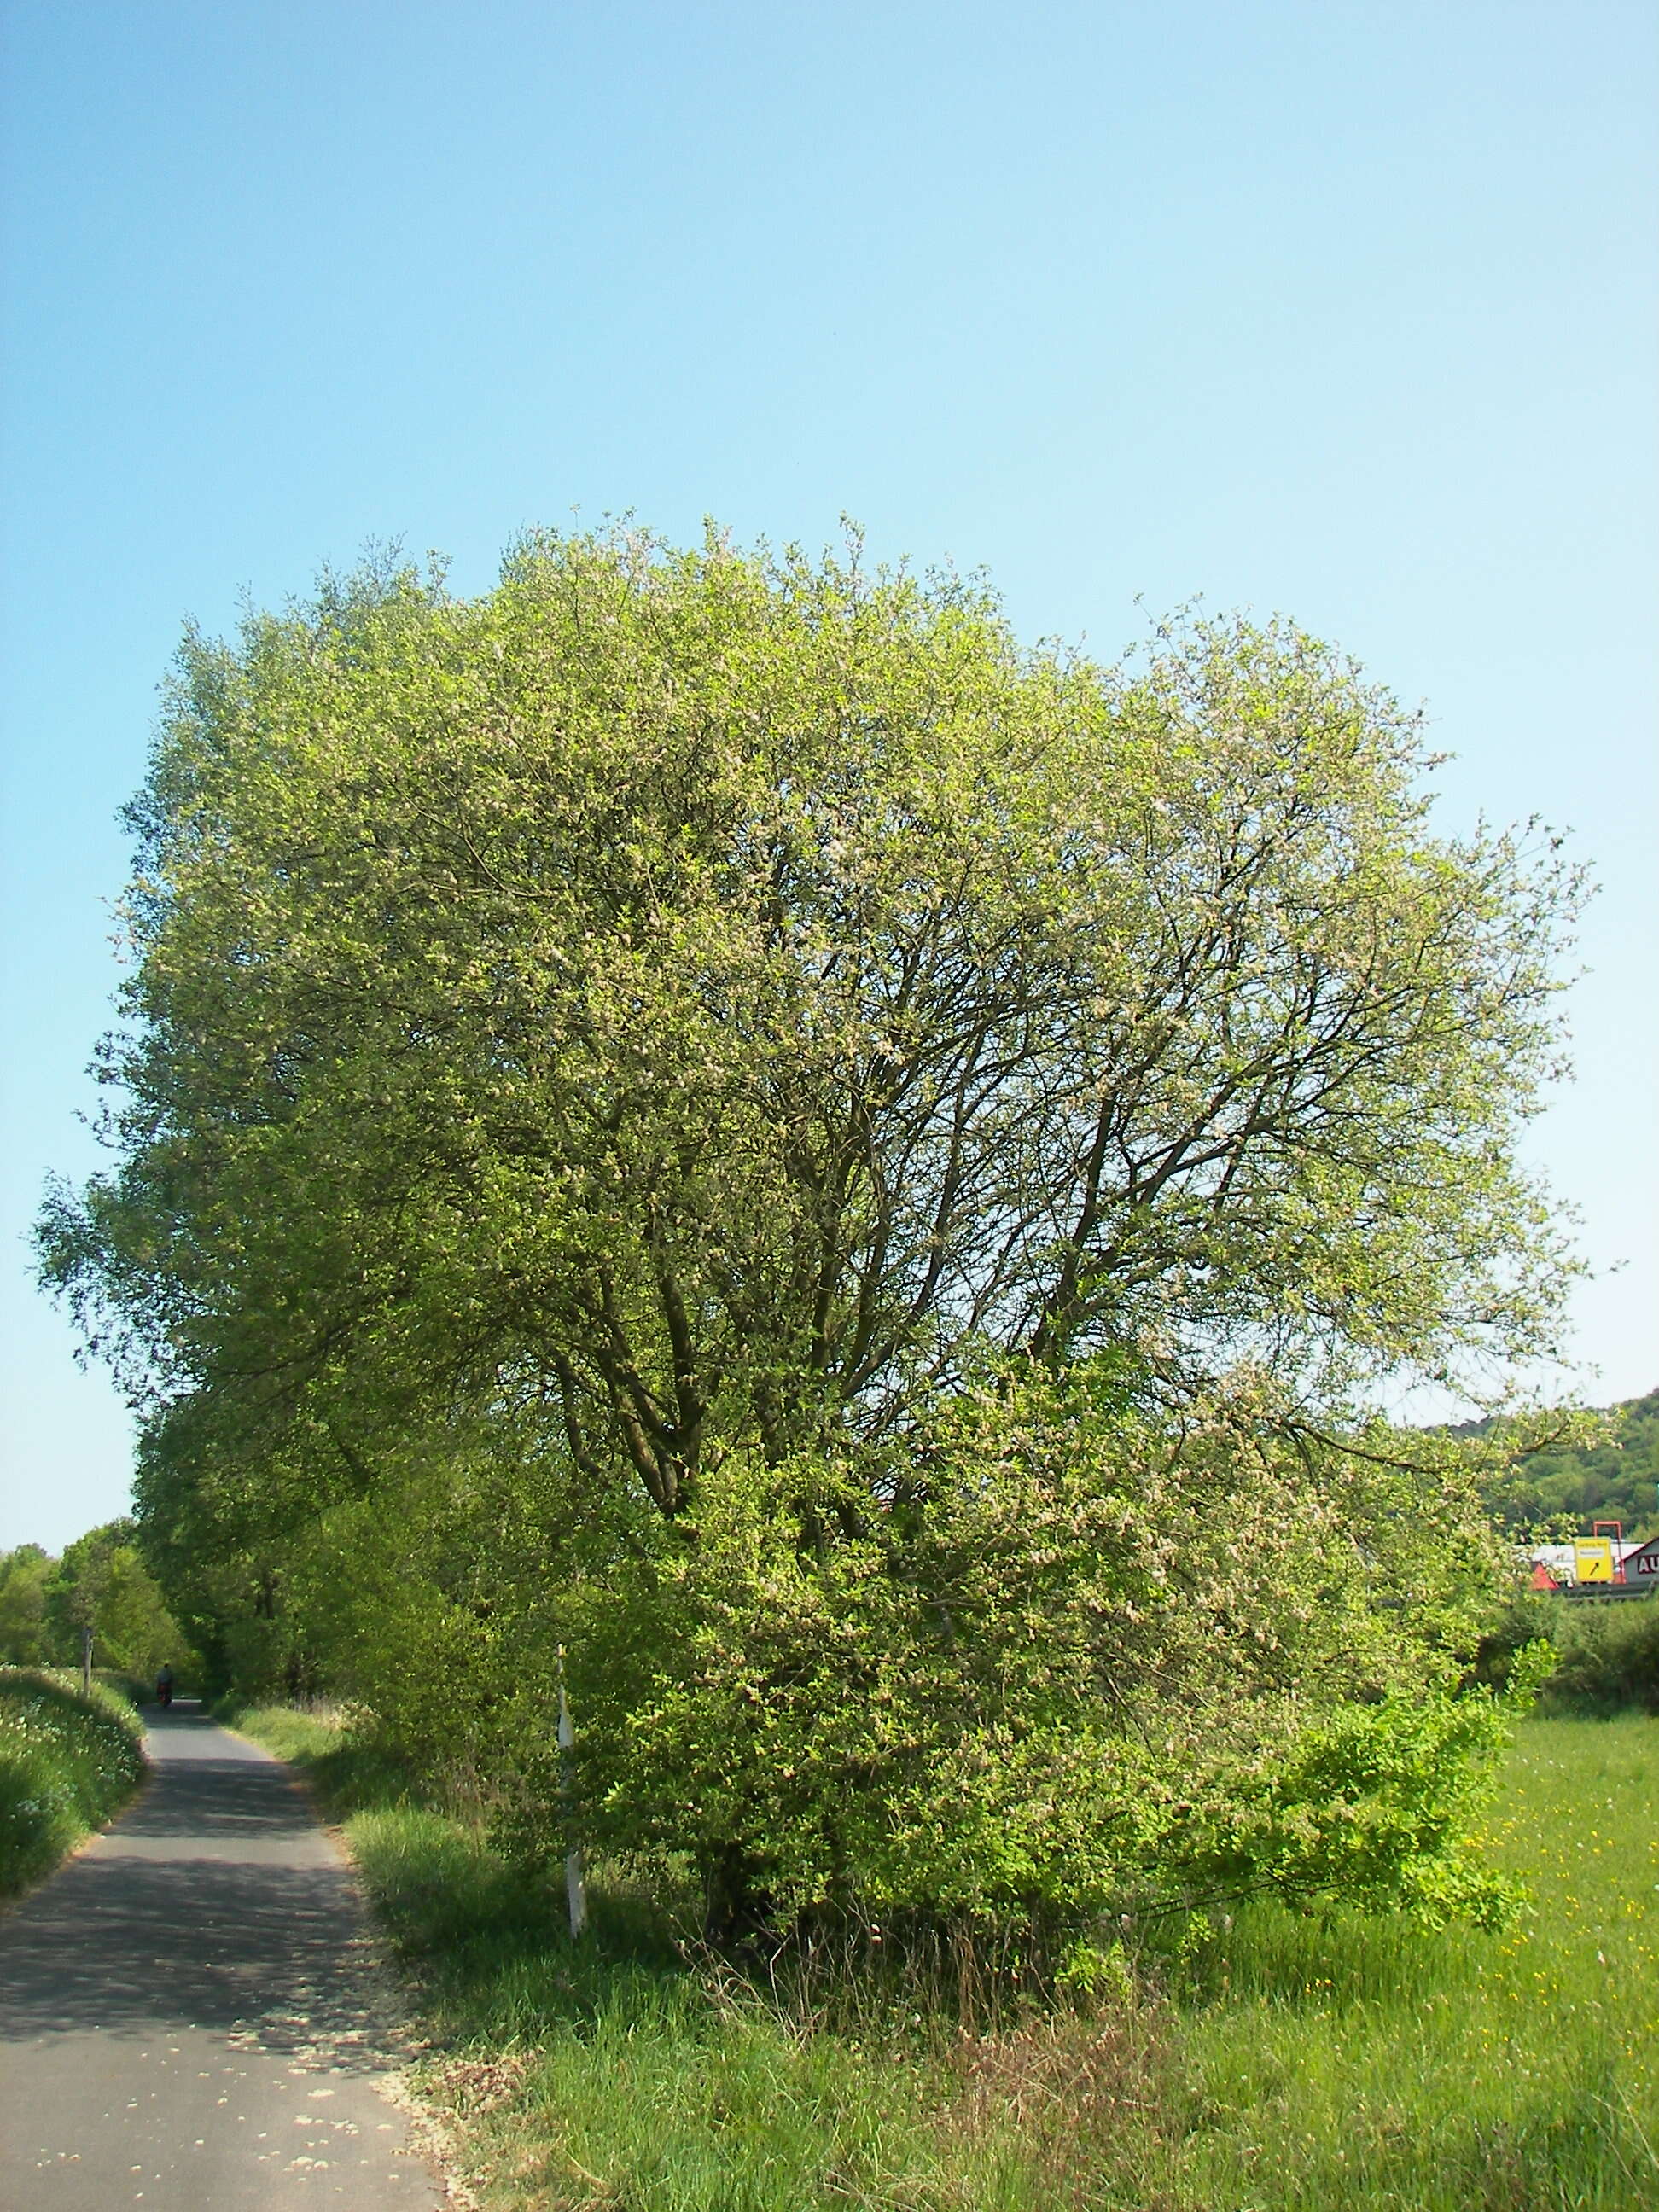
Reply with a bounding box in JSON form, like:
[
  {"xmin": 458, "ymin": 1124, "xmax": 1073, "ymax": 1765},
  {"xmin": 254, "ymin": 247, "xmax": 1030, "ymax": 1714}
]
[
  {"xmin": 96, "ymin": 1668, "xmax": 158, "ymax": 1708},
  {"xmin": 1477, "ymin": 1590, "xmax": 1659, "ymax": 1714},
  {"xmin": 1543, "ymin": 1600, "xmax": 1659, "ymax": 1714},
  {"xmin": 284, "ymin": 1367, "xmax": 1528, "ymax": 1953},
  {"xmin": 0, "ymin": 1668, "xmax": 147, "ymax": 1895}
]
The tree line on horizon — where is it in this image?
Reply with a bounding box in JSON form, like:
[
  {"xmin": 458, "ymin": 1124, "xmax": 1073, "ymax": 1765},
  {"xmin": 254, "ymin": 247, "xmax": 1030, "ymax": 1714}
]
[
  {"xmin": 1475, "ymin": 1388, "xmax": 1659, "ymax": 1540},
  {"xmin": 0, "ymin": 1520, "xmax": 190, "ymax": 1683}
]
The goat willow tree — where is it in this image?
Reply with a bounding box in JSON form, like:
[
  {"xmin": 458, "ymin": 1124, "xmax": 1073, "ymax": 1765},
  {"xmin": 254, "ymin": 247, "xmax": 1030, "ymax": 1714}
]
[{"xmin": 42, "ymin": 528, "xmax": 1580, "ymax": 1936}]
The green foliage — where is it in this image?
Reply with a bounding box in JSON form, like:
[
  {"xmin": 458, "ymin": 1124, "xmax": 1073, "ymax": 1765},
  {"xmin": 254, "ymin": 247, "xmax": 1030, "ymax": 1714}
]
[
  {"xmin": 1545, "ymin": 1604, "xmax": 1659, "ymax": 1716},
  {"xmin": 3, "ymin": 1528, "xmax": 200, "ymax": 1679},
  {"xmin": 1481, "ymin": 1591, "xmax": 1659, "ymax": 1716},
  {"xmin": 1478, "ymin": 1388, "xmax": 1659, "ymax": 1537},
  {"xmin": 0, "ymin": 1668, "xmax": 147, "ymax": 1895},
  {"xmin": 272, "ymin": 1361, "xmax": 1528, "ymax": 1941},
  {"xmin": 580, "ymin": 1372, "xmax": 1520, "ymax": 1932},
  {"xmin": 42, "ymin": 1519, "xmax": 198, "ymax": 1684},
  {"xmin": 1186, "ymin": 1685, "xmax": 1527, "ymax": 1929},
  {"xmin": 0, "ymin": 1545, "xmax": 54, "ymax": 1665},
  {"xmin": 95, "ymin": 1668, "xmax": 160, "ymax": 1708},
  {"xmin": 44, "ymin": 531, "xmax": 1581, "ymax": 1470},
  {"xmin": 38, "ymin": 527, "xmax": 1586, "ymax": 1939}
]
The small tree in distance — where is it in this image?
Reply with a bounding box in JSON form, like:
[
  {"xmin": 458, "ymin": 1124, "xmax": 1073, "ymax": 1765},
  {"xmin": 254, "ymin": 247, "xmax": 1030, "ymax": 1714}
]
[{"xmin": 0, "ymin": 1545, "xmax": 54, "ymax": 1667}]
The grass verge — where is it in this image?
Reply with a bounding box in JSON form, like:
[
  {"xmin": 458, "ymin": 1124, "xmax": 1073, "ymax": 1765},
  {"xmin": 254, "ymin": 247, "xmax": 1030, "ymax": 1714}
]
[
  {"xmin": 234, "ymin": 1704, "xmax": 1659, "ymax": 2210},
  {"xmin": 0, "ymin": 1667, "xmax": 147, "ymax": 1898}
]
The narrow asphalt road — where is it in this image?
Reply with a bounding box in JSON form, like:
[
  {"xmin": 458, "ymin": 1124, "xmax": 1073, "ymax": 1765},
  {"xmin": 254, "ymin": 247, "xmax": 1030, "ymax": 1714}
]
[{"xmin": 0, "ymin": 1702, "xmax": 446, "ymax": 2209}]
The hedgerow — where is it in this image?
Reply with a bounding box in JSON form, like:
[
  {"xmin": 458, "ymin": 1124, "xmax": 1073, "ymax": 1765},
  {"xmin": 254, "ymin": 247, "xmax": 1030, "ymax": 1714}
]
[{"xmin": 0, "ymin": 1668, "xmax": 147, "ymax": 1895}]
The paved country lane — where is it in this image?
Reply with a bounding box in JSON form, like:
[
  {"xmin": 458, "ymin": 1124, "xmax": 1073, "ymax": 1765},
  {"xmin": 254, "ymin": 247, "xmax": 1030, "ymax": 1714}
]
[{"xmin": 0, "ymin": 1700, "xmax": 445, "ymax": 2209}]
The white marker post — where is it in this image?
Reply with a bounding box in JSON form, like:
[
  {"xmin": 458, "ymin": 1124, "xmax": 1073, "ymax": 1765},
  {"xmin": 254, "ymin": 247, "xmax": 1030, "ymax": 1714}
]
[{"xmin": 556, "ymin": 1648, "xmax": 588, "ymax": 1939}]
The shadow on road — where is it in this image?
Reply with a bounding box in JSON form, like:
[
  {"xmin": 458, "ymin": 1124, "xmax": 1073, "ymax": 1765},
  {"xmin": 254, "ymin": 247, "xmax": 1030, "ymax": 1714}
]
[{"xmin": 0, "ymin": 1706, "xmax": 405, "ymax": 2059}]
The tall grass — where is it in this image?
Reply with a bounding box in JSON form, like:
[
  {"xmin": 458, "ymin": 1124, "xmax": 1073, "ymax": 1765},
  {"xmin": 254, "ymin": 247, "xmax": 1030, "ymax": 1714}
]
[
  {"xmin": 0, "ymin": 1667, "xmax": 147, "ymax": 1896},
  {"xmin": 1162, "ymin": 1714, "xmax": 1658, "ymax": 2208},
  {"xmin": 235, "ymin": 1703, "xmax": 1659, "ymax": 2210}
]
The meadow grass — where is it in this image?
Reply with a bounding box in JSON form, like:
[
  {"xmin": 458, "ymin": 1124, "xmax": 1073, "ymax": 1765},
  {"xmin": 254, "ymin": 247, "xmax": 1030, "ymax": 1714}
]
[
  {"xmin": 1160, "ymin": 1714, "xmax": 1659, "ymax": 2209},
  {"xmin": 233, "ymin": 1704, "xmax": 1659, "ymax": 2210}
]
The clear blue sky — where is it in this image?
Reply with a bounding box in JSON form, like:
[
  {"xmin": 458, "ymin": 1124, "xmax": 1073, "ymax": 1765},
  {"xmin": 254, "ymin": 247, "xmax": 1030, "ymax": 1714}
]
[{"xmin": 2, "ymin": 1, "xmax": 1654, "ymax": 1553}]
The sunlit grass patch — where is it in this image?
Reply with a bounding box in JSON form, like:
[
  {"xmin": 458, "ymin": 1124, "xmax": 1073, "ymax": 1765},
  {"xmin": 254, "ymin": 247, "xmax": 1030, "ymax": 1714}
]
[{"xmin": 1162, "ymin": 1714, "xmax": 1659, "ymax": 2209}]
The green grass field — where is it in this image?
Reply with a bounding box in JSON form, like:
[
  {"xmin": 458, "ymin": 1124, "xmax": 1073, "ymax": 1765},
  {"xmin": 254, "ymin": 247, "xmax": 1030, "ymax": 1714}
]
[
  {"xmin": 236, "ymin": 1707, "xmax": 1659, "ymax": 2210},
  {"xmin": 1165, "ymin": 1715, "xmax": 1657, "ymax": 2209}
]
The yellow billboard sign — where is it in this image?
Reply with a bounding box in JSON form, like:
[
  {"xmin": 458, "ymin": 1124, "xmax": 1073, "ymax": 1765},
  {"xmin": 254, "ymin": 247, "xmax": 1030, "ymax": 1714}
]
[{"xmin": 1574, "ymin": 1540, "xmax": 1615, "ymax": 1584}]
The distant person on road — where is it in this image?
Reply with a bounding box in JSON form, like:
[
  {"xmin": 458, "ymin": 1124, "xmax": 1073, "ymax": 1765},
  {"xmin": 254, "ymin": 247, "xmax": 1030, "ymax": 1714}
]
[{"xmin": 155, "ymin": 1663, "xmax": 175, "ymax": 1708}]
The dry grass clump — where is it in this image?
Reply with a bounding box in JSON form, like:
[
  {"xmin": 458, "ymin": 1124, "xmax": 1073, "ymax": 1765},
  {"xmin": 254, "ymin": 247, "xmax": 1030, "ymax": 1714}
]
[
  {"xmin": 938, "ymin": 2007, "xmax": 1173, "ymax": 2209},
  {"xmin": 418, "ymin": 2047, "xmax": 543, "ymax": 2121}
]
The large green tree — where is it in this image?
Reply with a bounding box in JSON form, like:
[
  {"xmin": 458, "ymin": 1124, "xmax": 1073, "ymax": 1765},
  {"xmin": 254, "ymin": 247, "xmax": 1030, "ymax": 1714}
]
[{"xmin": 39, "ymin": 527, "xmax": 1581, "ymax": 1931}]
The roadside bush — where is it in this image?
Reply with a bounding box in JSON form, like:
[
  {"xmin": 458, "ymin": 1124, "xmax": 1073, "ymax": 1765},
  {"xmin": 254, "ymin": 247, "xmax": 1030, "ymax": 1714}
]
[
  {"xmin": 568, "ymin": 1378, "xmax": 1525, "ymax": 1942},
  {"xmin": 1476, "ymin": 1589, "xmax": 1659, "ymax": 1714},
  {"xmin": 96, "ymin": 1668, "xmax": 159, "ymax": 1708},
  {"xmin": 283, "ymin": 1365, "xmax": 1528, "ymax": 1952},
  {"xmin": 0, "ymin": 1667, "xmax": 146, "ymax": 1895},
  {"xmin": 1543, "ymin": 1601, "xmax": 1659, "ymax": 1714}
]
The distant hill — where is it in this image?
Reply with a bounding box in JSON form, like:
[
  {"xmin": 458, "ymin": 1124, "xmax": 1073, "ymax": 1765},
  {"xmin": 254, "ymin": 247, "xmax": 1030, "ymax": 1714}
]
[{"xmin": 1476, "ymin": 1389, "xmax": 1659, "ymax": 1539}]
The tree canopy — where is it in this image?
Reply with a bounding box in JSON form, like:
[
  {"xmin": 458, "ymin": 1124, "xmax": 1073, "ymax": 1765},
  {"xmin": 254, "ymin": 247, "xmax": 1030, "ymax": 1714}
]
[
  {"xmin": 38, "ymin": 527, "xmax": 1584, "ymax": 1936},
  {"xmin": 0, "ymin": 1546, "xmax": 53, "ymax": 1668},
  {"xmin": 0, "ymin": 1524, "xmax": 191, "ymax": 1680}
]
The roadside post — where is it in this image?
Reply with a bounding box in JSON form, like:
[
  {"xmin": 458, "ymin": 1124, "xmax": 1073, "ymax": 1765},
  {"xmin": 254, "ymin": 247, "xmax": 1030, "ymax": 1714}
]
[{"xmin": 557, "ymin": 1646, "xmax": 589, "ymax": 1939}]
